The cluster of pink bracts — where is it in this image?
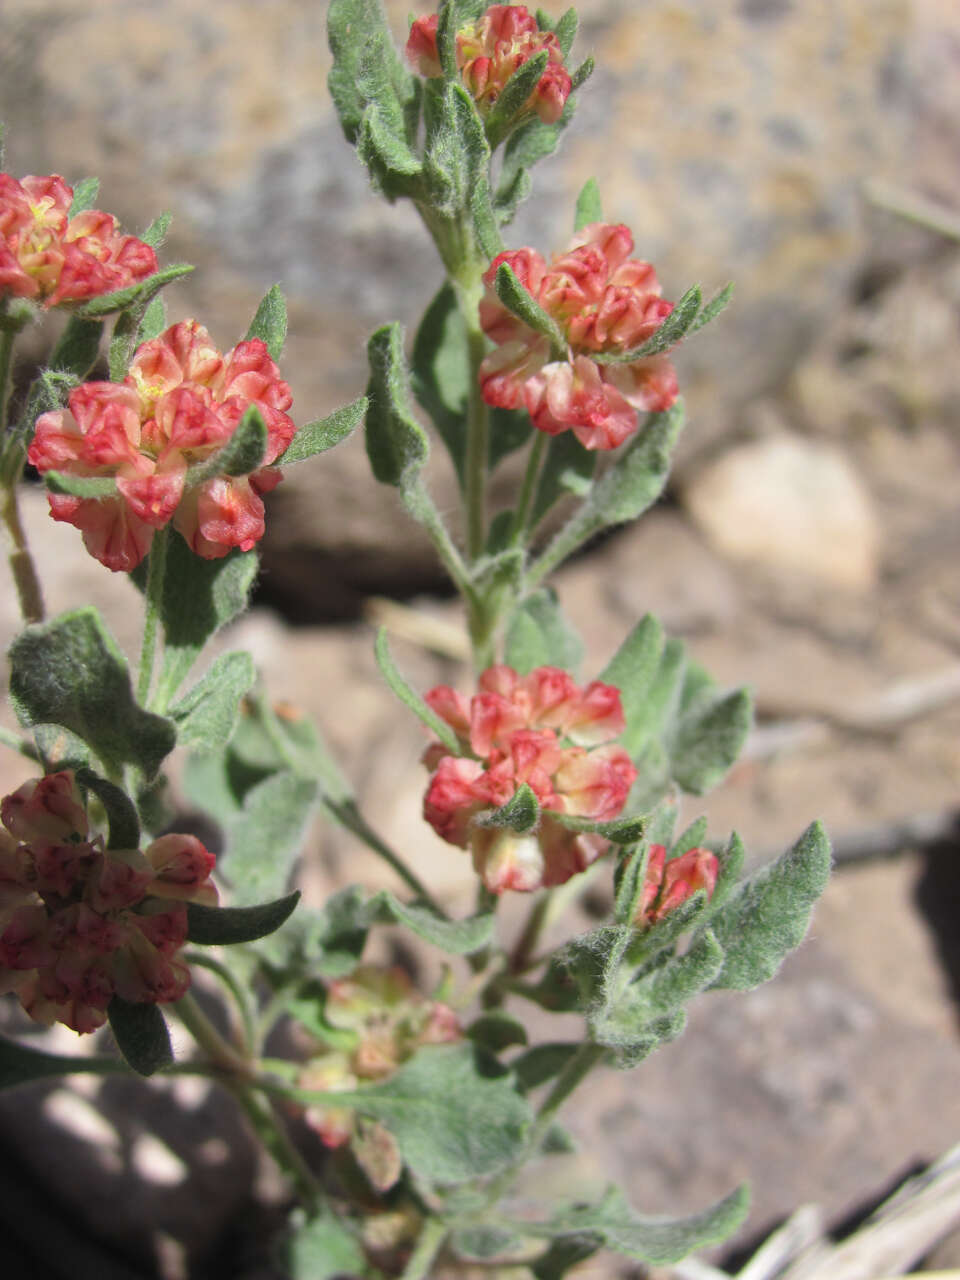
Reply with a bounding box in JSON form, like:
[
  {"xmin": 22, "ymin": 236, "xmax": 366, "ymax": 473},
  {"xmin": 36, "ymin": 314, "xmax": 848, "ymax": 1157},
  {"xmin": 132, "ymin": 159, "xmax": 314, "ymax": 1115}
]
[
  {"xmin": 479, "ymin": 222, "xmax": 679, "ymax": 450},
  {"xmin": 406, "ymin": 3, "xmax": 571, "ymax": 124},
  {"xmin": 0, "ymin": 174, "xmax": 156, "ymax": 307},
  {"xmin": 28, "ymin": 320, "xmax": 296, "ymax": 572},
  {"xmin": 0, "ymin": 772, "xmax": 217, "ymax": 1033},
  {"xmin": 422, "ymin": 664, "xmax": 637, "ymax": 893}
]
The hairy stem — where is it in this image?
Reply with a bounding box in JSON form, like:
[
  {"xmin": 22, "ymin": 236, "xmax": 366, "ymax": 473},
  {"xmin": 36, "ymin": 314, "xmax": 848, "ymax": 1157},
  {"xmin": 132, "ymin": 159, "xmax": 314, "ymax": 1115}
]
[
  {"xmin": 400, "ymin": 1216, "xmax": 448, "ymax": 1280},
  {"xmin": 511, "ymin": 430, "xmax": 546, "ymax": 542},
  {"xmin": 1, "ymin": 481, "xmax": 45, "ymax": 625},
  {"xmin": 137, "ymin": 525, "xmax": 169, "ymax": 707}
]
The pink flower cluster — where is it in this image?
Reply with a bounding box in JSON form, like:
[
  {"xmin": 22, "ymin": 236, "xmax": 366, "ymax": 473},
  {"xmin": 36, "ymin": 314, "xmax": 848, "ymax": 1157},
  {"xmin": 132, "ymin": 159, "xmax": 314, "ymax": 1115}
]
[
  {"xmin": 634, "ymin": 843, "xmax": 719, "ymax": 928},
  {"xmin": 298, "ymin": 965, "xmax": 460, "ymax": 1151},
  {"xmin": 0, "ymin": 772, "xmax": 217, "ymax": 1034},
  {"xmin": 422, "ymin": 665, "xmax": 637, "ymax": 893},
  {"xmin": 0, "ymin": 173, "xmax": 157, "ymax": 307},
  {"xmin": 406, "ymin": 4, "xmax": 571, "ymax": 124},
  {"xmin": 479, "ymin": 222, "xmax": 679, "ymax": 450},
  {"xmin": 28, "ymin": 319, "xmax": 296, "ymax": 572}
]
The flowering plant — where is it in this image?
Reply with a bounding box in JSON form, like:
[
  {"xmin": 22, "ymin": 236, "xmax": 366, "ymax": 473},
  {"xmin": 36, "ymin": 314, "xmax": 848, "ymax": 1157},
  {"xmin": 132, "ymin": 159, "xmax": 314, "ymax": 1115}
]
[{"xmin": 0, "ymin": 4, "xmax": 830, "ymax": 1277}]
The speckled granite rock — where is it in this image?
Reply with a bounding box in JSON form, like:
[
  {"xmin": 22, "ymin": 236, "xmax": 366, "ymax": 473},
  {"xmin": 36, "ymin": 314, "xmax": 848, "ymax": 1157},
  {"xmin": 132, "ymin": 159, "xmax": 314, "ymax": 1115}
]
[{"xmin": 1, "ymin": 0, "xmax": 949, "ymax": 604}]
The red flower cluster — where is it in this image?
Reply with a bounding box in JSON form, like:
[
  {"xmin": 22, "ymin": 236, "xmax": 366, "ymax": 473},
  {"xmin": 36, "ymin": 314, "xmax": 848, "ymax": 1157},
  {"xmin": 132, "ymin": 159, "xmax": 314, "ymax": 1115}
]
[
  {"xmin": 0, "ymin": 772, "xmax": 217, "ymax": 1034},
  {"xmin": 406, "ymin": 4, "xmax": 571, "ymax": 124},
  {"xmin": 422, "ymin": 665, "xmax": 637, "ymax": 893},
  {"xmin": 480, "ymin": 223, "xmax": 679, "ymax": 450},
  {"xmin": 0, "ymin": 173, "xmax": 156, "ymax": 307},
  {"xmin": 634, "ymin": 843, "xmax": 719, "ymax": 928},
  {"xmin": 28, "ymin": 319, "xmax": 296, "ymax": 572},
  {"xmin": 298, "ymin": 965, "xmax": 460, "ymax": 1151}
]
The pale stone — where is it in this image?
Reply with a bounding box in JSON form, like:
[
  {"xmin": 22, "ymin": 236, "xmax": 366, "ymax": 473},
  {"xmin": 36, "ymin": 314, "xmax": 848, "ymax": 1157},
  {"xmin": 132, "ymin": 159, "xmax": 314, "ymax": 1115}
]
[{"xmin": 682, "ymin": 433, "xmax": 881, "ymax": 590}]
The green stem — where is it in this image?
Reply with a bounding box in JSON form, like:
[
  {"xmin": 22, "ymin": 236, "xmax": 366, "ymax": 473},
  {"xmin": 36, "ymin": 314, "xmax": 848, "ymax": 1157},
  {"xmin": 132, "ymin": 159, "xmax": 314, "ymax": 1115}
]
[
  {"xmin": 173, "ymin": 991, "xmax": 252, "ymax": 1078},
  {"xmin": 137, "ymin": 525, "xmax": 169, "ymax": 707},
  {"xmin": 525, "ymin": 506, "xmax": 601, "ymax": 591},
  {"xmin": 183, "ymin": 952, "xmax": 257, "ymax": 1056},
  {"xmin": 510, "ymin": 431, "xmax": 546, "ymax": 542},
  {"xmin": 228, "ymin": 1081, "xmax": 325, "ymax": 1217},
  {"xmin": 481, "ymin": 1041, "xmax": 606, "ymax": 1210},
  {"xmin": 1, "ymin": 480, "xmax": 45, "ymax": 625},
  {"xmin": 400, "ymin": 1216, "xmax": 448, "ymax": 1280},
  {"xmin": 174, "ymin": 992, "xmax": 325, "ymax": 1215},
  {"xmin": 462, "ymin": 312, "xmax": 490, "ymax": 561}
]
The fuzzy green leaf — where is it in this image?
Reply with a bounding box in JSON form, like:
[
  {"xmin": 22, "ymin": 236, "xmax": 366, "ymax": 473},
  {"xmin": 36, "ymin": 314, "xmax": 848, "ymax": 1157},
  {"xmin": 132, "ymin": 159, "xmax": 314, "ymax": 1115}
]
[
  {"xmin": 258, "ymin": 885, "xmax": 375, "ymax": 979},
  {"xmin": 168, "ymin": 651, "xmax": 257, "ymax": 751},
  {"xmin": 140, "ymin": 211, "xmax": 172, "ymax": 250},
  {"xmin": 328, "ymin": 0, "xmax": 419, "ymax": 147},
  {"xmin": 485, "ymin": 50, "xmax": 549, "ymax": 148},
  {"xmin": 625, "ymin": 929, "xmax": 724, "ymax": 1018},
  {"xmin": 48, "ymin": 315, "xmax": 103, "ymax": 380},
  {"xmin": 285, "ymin": 1212, "xmax": 366, "ymax": 1280},
  {"xmin": 108, "ymin": 997, "xmax": 173, "ymax": 1076},
  {"xmin": 671, "ymin": 686, "xmax": 753, "ymax": 795},
  {"xmin": 218, "ymin": 771, "xmax": 318, "ymax": 906},
  {"xmin": 0, "ymin": 1034, "xmax": 129, "ymax": 1091},
  {"xmin": 244, "ymin": 283, "xmax": 287, "ymax": 360},
  {"xmin": 276, "ymin": 395, "xmax": 366, "ymax": 465},
  {"xmin": 143, "ymin": 540, "xmax": 258, "ymax": 709},
  {"xmin": 474, "ymin": 782, "xmax": 540, "ymax": 834},
  {"xmin": 467, "ymin": 1012, "xmax": 528, "ymax": 1051},
  {"xmin": 75, "ymin": 767, "xmax": 139, "ymax": 850},
  {"xmin": 365, "ymin": 323, "xmax": 429, "ymax": 486},
  {"xmin": 531, "ymin": 430, "xmax": 596, "ymax": 525},
  {"xmin": 583, "ymin": 401, "xmax": 684, "ymax": 526},
  {"xmin": 533, "ymin": 407, "xmax": 684, "ymax": 582},
  {"xmin": 186, "ymin": 891, "xmax": 301, "ymax": 946},
  {"xmin": 495, "ymin": 261, "xmax": 566, "ymax": 349},
  {"xmin": 375, "ymin": 892, "xmax": 496, "ymax": 955},
  {"xmin": 136, "ymin": 294, "xmax": 167, "ymax": 345},
  {"xmin": 67, "ymin": 176, "xmax": 100, "ymax": 218},
  {"xmin": 593, "ymin": 285, "xmax": 702, "ymax": 364},
  {"xmin": 505, "ymin": 587, "xmax": 584, "ymax": 675},
  {"xmin": 531, "ymin": 1183, "xmax": 750, "ymax": 1263},
  {"xmin": 43, "ymin": 471, "xmax": 116, "ymax": 499},
  {"xmin": 495, "ymin": 105, "xmax": 571, "ymax": 225},
  {"xmin": 574, "ymin": 177, "xmax": 602, "ymax": 231},
  {"xmin": 511, "ymin": 1042, "xmax": 581, "ymax": 1092},
  {"xmin": 345, "ymin": 1043, "xmax": 531, "ymax": 1184},
  {"xmin": 188, "ymin": 403, "xmax": 267, "ymax": 483},
  {"xmin": 710, "ymin": 821, "xmax": 832, "ymax": 990},
  {"xmin": 33, "ymin": 724, "xmax": 92, "ymax": 773},
  {"xmin": 411, "ymin": 283, "xmax": 470, "ymax": 484},
  {"xmin": 9, "ymin": 608, "xmax": 176, "ymax": 780},
  {"xmin": 553, "ymin": 8, "xmax": 579, "ymax": 58},
  {"xmin": 689, "ymin": 282, "xmax": 734, "ymax": 334},
  {"xmin": 73, "ymin": 262, "xmax": 194, "ymax": 319},
  {"xmin": 453, "ymin": 1225, "xmax": 527, "ymax": 1262},
  {"xmin": 557, "ymin": 812, "xmax": 647, "ymax": 846},
  {"xmin": 374, "ymin": 628, "xmax": 461, "ymax": 753}
]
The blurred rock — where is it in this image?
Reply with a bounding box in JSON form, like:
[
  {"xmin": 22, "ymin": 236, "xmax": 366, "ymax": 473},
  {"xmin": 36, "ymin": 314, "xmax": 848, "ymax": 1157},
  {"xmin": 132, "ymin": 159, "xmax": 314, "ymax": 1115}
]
[{"xmin": 681, "ymin": 433, "xmax": 881, "ymax": 591}]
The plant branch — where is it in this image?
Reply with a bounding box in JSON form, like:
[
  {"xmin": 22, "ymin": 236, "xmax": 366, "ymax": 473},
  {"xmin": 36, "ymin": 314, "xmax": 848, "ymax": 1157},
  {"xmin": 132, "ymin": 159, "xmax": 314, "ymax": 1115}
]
[{"xmin": 137, "ymin": 525, "xmax": 169, "ymax": 707}]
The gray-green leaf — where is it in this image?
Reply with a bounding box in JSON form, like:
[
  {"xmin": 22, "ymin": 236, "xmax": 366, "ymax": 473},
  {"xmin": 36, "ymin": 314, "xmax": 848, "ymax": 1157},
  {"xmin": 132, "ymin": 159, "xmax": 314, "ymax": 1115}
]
[
  {"xmin": 9, "ymin": 608, "xmax": 176, "ymax": 780},
  {"xmin": 710, "ymin": 821, "xmax": 832, "ymax": 990}
]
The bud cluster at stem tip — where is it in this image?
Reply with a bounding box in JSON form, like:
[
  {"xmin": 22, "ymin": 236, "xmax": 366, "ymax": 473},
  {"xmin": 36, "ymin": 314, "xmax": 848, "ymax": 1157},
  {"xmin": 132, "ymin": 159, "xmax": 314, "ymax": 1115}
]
[
  {"xmin": 423, "ymin": 664, "xmax": 637, "ymax": 893},
  {"xmin": 406, "ymin": 4, "xmax": 572, "ymax": 124},
  {"xmin": 480, "ymin": 223, "xmax": 680, "ymax": 450},
  {"xmin": 0, "ymin": 771, "xmax": 217, "ymax": 1033},
  {"xmin": 0, "ymin": 173, "xmax": 157, "ymax": 308},
  {"xmin": 28, "ymin": 320, "xmax": 296, "ymax": 572},
  {"xmin": 633, "ymin": 843, "xmax": 720, "ymax": 928}
]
